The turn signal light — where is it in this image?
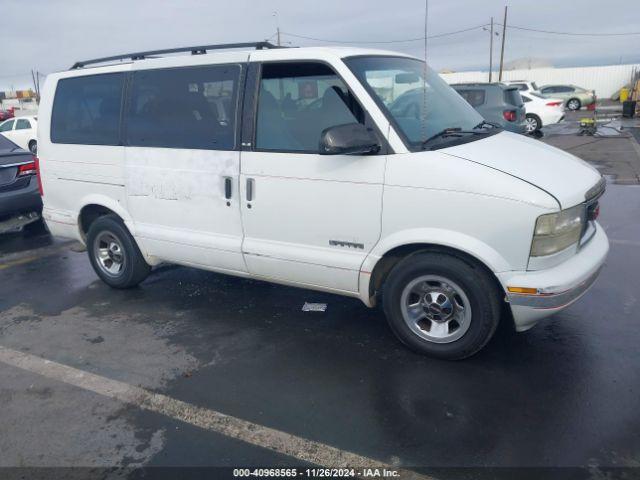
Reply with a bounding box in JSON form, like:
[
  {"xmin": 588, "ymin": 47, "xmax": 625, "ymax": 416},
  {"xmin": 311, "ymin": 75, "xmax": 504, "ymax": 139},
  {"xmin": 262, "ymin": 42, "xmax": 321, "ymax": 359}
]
[{"xmin": 507, "ymin": 286, "xmax": 539, "ymax": 295}]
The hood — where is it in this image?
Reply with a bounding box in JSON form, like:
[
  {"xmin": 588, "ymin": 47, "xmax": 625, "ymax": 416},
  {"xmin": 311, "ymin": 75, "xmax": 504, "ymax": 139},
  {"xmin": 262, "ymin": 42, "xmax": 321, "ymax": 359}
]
[{"xmin": 441, "ymin": 131, "xmax": 601, "ymax": 208}]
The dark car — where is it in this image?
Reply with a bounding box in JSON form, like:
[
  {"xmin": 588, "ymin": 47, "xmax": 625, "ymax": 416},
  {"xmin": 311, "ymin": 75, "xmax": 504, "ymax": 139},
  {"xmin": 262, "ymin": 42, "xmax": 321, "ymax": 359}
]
[
  {"xmin": 0, "ymin": 109, "xmax": 15, "ymax": 121},
  {"xmin": 0, "ymin": 134, "xmax": 43, "ymax": 234},
  {"xmin": 451, "ymin": 83, "xmax": 526, "ymax": 134}
]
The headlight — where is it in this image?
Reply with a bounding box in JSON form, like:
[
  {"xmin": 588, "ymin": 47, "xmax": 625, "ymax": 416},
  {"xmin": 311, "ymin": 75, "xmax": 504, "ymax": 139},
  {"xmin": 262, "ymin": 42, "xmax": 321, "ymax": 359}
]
[{"xmin": 531, "ymin": 205, "xmax": 585, "ymax": 257}]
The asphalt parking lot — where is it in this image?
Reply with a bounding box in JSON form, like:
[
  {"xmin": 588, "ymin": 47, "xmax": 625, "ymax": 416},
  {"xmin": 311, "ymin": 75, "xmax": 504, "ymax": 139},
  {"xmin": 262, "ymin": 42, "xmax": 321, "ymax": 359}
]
[{"xmin": 1, "ymin": 130, "xmax": 640, "ymax": 479}]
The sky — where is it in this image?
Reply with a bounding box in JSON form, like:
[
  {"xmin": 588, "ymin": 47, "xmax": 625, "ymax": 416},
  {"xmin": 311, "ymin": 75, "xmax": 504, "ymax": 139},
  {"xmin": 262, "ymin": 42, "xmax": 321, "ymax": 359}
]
[{"xmin": 2, "ymin": 0, "xmax": 640, "ymax": 91}]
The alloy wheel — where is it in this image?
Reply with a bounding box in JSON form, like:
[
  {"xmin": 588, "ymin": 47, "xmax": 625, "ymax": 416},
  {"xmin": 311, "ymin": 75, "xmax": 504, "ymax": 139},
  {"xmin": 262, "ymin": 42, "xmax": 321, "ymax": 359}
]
[{"xmin": 400, "ymin": 275, "xmax": 472, "ymax": 343}]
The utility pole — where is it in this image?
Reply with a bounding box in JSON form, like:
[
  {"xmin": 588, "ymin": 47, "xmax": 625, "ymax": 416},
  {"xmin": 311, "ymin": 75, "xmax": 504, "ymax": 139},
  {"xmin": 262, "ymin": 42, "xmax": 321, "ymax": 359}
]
[
  {"xmin": 498, "ymin": 6, "xmax": 508, "ymax": 81},
  {"xmin": 31, "ymin": 69, "xmax": 38, "ymax": 97},
  {"xmin": 489, "ymin": 17, "xmax": 494, "ymax": 82},
  {"xmin": 276, "ymin": 27, "xmax": 281, "ymax": 46}
]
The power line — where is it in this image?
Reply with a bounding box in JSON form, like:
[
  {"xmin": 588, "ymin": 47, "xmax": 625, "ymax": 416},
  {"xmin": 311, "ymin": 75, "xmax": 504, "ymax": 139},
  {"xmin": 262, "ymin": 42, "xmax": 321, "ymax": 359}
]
[
  {"xmin": 282, "ymin": 23, "xmax": 640, "ymax": 46},
  {"xmin": 281, "ymin": 24, "xmax": 488, "ymax": 44},
  {"xmin": 502, "ymin": 24, "xmax": 640, "ymax": 36}
]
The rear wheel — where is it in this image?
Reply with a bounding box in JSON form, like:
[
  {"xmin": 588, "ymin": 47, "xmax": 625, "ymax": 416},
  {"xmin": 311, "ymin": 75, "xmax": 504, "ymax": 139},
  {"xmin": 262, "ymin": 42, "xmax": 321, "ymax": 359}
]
[
  {"xmin": 566, "ymin": 98, "xmax": 581, "ymax": 111},
  {"xmin": 28, "ymin": 140, "xmax": 37, "ymax": 154},
  {"xmin": 525, "ymin": 114, "xmax": 541, "ymax": 133},
  {"xmin": 86, "ymin": 215, "xmax": 150, "ymax": 288},
  {"xmin": 382, "ymin": 252, "xmax": 502, "ymax": 359}
]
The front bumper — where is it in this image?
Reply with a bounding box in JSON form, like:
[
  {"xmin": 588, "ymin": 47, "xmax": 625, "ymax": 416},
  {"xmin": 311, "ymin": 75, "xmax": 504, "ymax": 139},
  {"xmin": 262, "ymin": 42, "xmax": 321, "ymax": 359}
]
[{"xmin": 497, "ymin": 222, "xmax": 609, "ymax": 331}]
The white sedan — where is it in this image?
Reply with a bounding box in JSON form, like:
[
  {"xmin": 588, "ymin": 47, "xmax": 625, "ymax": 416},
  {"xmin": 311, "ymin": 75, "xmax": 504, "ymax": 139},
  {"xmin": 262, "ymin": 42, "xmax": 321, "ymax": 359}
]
[
  {"xmin": 0, "ymin": 115, "xmax": 38, "ymax": 153},
  {"xmin": 520, "ymin": 93, "xmax": 565, "ymax": 133}
]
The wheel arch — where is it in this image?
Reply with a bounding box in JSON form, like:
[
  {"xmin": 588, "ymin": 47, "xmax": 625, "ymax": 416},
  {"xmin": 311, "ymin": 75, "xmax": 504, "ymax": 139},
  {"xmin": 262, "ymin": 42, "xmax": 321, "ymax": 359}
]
[
  {"xmin": 78, "ymin": 198, "xmax": 152, "ymax": 262},
  {"xmin": 76, "ymin": 195, "xmax": 136, "ymax": 242},
  {"xmin": 359, "ymin": 231, "xmax": 510, "ymax": 307}
]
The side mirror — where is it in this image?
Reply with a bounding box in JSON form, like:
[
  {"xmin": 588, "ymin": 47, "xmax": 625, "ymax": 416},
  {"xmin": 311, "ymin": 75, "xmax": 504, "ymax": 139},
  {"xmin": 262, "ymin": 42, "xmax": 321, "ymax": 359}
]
[{"xmin": 319, "ymin": 123, "xmax": 380, "ymax": 155}]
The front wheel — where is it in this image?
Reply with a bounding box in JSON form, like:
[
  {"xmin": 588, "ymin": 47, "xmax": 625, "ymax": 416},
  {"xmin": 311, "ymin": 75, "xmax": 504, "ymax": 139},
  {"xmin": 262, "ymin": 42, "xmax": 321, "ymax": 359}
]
[
  {"xmin": 86, "ymin": 215, "xmax": 151, "ymax": 288},
  {"xmin": 382, "ymin": 252, "xmax": 502, "ymax": 359}
]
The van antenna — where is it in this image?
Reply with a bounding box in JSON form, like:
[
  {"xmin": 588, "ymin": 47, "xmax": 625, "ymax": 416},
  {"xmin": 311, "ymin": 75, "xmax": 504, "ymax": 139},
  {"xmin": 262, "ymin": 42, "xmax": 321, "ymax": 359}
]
[{"xmin": 421, "ymin": 0, "xmax": 429, "ymax": 142}]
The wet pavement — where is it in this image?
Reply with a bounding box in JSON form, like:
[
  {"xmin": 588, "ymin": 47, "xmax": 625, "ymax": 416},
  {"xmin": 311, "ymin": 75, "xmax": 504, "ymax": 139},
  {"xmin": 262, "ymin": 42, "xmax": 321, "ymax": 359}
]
[{"xmin": 1, "ymin": 139, "xmax": 640, "ymax": 479}]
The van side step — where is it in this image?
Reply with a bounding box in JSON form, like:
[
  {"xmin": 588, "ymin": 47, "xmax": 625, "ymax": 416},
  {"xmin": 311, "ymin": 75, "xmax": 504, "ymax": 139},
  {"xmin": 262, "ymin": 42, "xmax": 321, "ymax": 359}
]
[{"xmin": 70, "ymin": 41, "xmax": 284, "ymax": 69}]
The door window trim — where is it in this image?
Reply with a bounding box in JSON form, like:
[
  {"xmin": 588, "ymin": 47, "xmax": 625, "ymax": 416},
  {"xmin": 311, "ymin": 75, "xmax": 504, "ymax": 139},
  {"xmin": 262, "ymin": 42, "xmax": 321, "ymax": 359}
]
[{"xmin": 243, "ymin": 59, "xmax": 391, "ymax": 155}]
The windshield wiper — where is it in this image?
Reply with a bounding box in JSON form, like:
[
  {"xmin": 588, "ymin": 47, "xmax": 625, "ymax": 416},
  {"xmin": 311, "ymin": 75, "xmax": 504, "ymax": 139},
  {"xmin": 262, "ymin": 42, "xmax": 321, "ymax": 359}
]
[
  {"xmin": 474, "ymin": 120, "xmax": 502, "ymax": 130},
  {"xmin": 421, "ymin": 127, "xmax": 489, "ymax": 149}
]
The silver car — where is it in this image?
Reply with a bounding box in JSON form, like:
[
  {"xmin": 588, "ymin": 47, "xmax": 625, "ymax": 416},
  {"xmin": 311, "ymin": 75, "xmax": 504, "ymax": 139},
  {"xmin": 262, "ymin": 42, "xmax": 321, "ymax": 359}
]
[{"xmin": 538, "ymin": 84, "xmax": 595, "ymax": 111}]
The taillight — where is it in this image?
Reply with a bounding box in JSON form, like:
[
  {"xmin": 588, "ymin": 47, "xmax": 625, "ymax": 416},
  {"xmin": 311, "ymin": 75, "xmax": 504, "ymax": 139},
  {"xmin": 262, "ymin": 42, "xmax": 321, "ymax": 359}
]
[
  {"xmin": 546, "ymin": 101, "xmax": 562, "ymax": 107},
  {"xmin": 17, "ymin": 161, "xmax": 37, "ymax": 177},
  {"xmin": 503, "ymin": 110, "xmax": 517, "ymax": 122},
  {"xmin": 34, "ymin": 156, "xmax": 44, "ymax": 196}
]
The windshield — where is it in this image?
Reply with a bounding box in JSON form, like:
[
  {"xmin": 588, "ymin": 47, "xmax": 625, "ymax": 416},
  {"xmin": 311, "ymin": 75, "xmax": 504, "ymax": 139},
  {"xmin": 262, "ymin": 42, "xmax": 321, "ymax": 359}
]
[{"xmin": 345, "ymin": 56, "xmax": 484, "ymax": 149}]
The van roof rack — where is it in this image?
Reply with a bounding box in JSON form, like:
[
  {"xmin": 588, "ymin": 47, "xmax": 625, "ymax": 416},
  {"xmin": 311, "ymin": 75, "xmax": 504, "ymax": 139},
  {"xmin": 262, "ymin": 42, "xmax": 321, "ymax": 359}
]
[{"xmin": 70, "ymin": 41, "xmax": 284, "ymax": 69}]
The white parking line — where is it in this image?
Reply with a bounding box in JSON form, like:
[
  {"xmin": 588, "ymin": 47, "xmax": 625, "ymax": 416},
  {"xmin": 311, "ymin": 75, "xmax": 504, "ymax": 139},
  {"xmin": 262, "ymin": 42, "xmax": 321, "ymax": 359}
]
[{"xmin": 0, "ymin": 345, "xmax": 431, "ymax": 479}]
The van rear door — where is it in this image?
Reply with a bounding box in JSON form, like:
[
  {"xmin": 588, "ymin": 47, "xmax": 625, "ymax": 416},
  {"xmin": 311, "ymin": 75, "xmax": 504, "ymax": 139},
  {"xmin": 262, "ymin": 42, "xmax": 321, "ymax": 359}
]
[{"xmin": 123, "ymin": 57, "xmax": 248, "ymax": 273}]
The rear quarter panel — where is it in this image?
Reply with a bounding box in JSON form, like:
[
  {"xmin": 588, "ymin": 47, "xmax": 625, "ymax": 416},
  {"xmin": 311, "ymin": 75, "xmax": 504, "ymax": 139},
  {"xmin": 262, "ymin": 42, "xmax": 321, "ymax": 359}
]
[{"xmin": 38, "ymin": 66, "xmax": 131, "ymax": 242}]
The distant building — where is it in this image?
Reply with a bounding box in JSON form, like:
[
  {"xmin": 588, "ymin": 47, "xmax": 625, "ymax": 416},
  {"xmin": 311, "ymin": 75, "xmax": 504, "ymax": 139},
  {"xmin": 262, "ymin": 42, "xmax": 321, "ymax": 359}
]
[{"xmin": 1, "ymin": 89, "xmax": 36, "ymax": 100}]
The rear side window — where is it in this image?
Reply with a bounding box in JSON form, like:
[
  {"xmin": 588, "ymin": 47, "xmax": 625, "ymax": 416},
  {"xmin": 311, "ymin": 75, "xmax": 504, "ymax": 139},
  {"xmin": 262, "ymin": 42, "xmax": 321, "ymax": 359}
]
[
  {"xmin": 51, "ymin": 73, "xmax": 125, "ymax": 145},
  {"xmin": 455, "ymin": 89, "xmax": 485, "ymax": 107},
  {"xmin": 15, "ymin": 119, "xmax": 31, "ymax": 130},
  {"xmin": 504, "ymin": 88, "xmax": 524, "ymax": 106},
  {"xmin": 126, "ymin": 64, "xmax": 241, "ymax": 150},
  {"xmin": 0, "ymin": 120, "xmax": 14, "ymax": 132}
]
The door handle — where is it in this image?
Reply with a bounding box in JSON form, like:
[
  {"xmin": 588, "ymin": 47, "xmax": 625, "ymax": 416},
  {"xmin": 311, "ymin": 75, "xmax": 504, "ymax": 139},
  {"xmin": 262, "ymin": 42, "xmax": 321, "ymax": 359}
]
[
  {"xmin": 246, "ymin": 178, "xmax": 255, "ymax": 202},
  {"xmin": 224, "ymin": 177, "xmax": 232, "ymax": 199}
]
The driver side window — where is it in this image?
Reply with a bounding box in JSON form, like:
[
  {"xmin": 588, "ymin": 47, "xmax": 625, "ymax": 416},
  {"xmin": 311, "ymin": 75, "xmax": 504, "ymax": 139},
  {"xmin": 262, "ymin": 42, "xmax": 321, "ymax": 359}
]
[{"xmin": 255, "ymin": 62, "xmax": 364, "ymax": 152}]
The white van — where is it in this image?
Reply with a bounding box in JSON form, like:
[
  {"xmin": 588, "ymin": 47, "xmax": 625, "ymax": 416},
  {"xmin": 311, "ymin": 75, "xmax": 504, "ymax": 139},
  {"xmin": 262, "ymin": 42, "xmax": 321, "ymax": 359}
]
[{"xmin": 37, "ymin": 42, "xmax": 609, "ymax": 359}]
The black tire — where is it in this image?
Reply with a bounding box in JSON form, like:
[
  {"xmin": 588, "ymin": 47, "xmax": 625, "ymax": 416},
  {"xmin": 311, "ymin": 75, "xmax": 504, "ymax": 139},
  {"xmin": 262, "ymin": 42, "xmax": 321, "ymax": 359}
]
[
  {"xmin": 28, "ymin": 140, "xmax": 37, "ymax": 154},
  {"xmin": 525, "ymin": 114, "xmax": 541, "ymax": 133},
  {"xmin": 566, "ymin": 98, "xmax": 581, "ymax": 111},
  {"xmin": 382, "ymin": 252, "xmax": 502, "ymax": 360},
  {"xmin": 86, "ymin": 214, "xmax": 150, "ymax": 288}
]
